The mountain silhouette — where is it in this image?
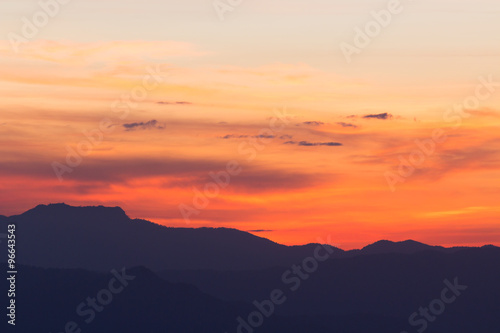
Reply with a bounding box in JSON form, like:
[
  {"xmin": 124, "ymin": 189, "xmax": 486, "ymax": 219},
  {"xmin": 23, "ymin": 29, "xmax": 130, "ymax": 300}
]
[
  {"xmin": 159, "ymin": 247, "xmax": 500, "ymax": 332},
  {"xmin": 0, "ymin": 203, "xmax": 492, "ymax": 271},
  {"xmin": 7, "ymin": 265, "xmax": 406, "ymax": 333},
  {"xmin": 5, "ymin": 265, "xmax": 260, "ymax": 332},
  {"xmin": 1, "ymin": 203, "xmax": 499, "ymax": 332},
  {"xmin": 355, "ymin": 239, "xmax": 447, "ymax": 255},
  {"xmin": 0, "ymin": 203, "xmax": 341, "ymax": 271}
]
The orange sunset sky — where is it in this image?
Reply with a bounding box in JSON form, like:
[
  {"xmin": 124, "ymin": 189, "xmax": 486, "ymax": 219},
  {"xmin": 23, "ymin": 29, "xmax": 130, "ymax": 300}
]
[{"xmin": 1, "ymin": 0, "xmax": 499, "ymax": 249}]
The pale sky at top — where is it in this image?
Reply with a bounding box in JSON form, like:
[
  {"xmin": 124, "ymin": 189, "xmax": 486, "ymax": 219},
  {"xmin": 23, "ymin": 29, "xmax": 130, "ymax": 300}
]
[{"xmin": 2, "ymin": 0, "xmax": 499, "ymax": 67}]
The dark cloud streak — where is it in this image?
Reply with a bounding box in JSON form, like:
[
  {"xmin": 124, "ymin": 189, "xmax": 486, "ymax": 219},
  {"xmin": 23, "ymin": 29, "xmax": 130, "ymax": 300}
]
[
  {"xmin": 301, "ymin": 121, "xmax": 325, "ymax": 126},
  {"xmin": 221, "ymin": 134, "xmax": 276, "ymax": 139},
  {"xmin": 122, "ymin": 119, "xmax": 165, "ymax": 131},
  {"xmin": 284, "ymin": 141, "xmax": 343, "ymax": 147},
  {"xmin": 157, "ymin": 101, "xmax": 192, "ymax": 105},
  {"xmin": 362, "ymin": 113, "xmax": 392, "ymax": 120},
  {"xmin": 337, "ymin": 122, "xmax": 358, "ymax": 128}
]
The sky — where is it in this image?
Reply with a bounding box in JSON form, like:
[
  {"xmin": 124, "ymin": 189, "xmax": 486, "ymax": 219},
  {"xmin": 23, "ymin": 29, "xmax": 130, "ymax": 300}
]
[{"xmin": 1, "ymin": 0, "xmax": 500, "ymax": 249}]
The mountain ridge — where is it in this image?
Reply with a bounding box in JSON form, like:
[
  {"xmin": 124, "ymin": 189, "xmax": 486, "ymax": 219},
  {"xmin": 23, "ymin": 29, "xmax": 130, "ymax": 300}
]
[
  {"xmin": 0, "ymin": 203, "xmax": 339, "ymax": 271},
  {"xmin": 2, "ymin": 203, "xmax": 491, "ymax": 252},
  {"xmin": 2, "ymin": 204, "xmax": 499, "ymax": 332}
]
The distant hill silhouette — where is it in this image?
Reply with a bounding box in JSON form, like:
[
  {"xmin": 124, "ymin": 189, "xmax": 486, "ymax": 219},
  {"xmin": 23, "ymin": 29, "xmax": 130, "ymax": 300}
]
[
  {"xmin": 350, "ymin": 239, "xmax": 450, "ymax": 256},
  {"xmin": 5, "ymin": 251, "xmax": 499, "ymax": 332},
  {"xmin": 0, "ymin": 203, "xmax": 493, "ymax": 271},
  {"xmin": 6, "ymin": 265, "xmax": 407, "ymax": 333},
  {"xmin": 0, "ymin": 203, "xmax": 341, "ymax": 271},
  {"xmin": 159, "ymin": 247, "xmax": 500, "ymax": 332},
  {"xmin": 1, "ymin": 203, "xmax": 499, "ymax": 332}
]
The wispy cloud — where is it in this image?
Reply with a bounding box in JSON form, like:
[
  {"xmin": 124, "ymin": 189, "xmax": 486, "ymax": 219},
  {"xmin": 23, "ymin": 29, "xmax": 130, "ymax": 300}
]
[
  {"xmin": 420, "ymin": 206, "xmax": 494, "ymax": 218},
  {"xmin": 123, "ymin": 120, "xmax": 165, "ymax": 131},
  {"xmin": 157, "ymin": 101, "xmax": 192, "ymax": 105},
  {"xmin": 337, "ymin": 122, "xmax": 358, "ymax": 128},
  {"xmin": 220, "ymin": 134, "xmax": 276, "ymax": 139},
  {"xmin": 301, "ymin": 121, "xmax": 325, "ymax": 126},
  {"xmin": 362, "ymin": 113, "xmax": 393, "ymax": 120},
  {"xmin": 284, "ymin": 141, "xmax": 343, "ymax": 147}
]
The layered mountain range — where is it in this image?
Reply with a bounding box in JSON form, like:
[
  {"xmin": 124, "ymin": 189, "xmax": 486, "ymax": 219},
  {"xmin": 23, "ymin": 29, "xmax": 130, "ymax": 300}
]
[{"xmin": 1, "ymin": 204, "xmax": 498, "ymax": 333}]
